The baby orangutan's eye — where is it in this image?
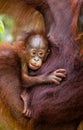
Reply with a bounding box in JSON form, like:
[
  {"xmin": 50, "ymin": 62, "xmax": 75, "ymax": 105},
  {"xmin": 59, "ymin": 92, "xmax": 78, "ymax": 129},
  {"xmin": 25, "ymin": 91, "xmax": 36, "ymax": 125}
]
[
  {"xmin": 31, "ymin": 50, "xmax": 36, "ymax": 56},
  {"xmin": 33, "ymin": 52, "xmax": 36, "ymax": 55},
  {"xmin": 38, "ymin": 52, "xmax": 45, "ymax": 57}
]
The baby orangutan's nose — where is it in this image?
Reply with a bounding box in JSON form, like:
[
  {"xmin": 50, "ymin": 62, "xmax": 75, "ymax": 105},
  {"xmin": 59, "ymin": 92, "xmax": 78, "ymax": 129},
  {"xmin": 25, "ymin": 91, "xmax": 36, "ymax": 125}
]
[{"xmin": 34, "ymin": 56, "xmax": 39, "ymax": 62}]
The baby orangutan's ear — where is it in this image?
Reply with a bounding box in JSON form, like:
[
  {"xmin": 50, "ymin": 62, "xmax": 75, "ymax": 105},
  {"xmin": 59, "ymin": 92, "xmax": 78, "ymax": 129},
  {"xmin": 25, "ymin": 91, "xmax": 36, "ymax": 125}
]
[
  {"xmin": 44, "ymin": 49, "xmax": 50, "ymax": 62},
  {"xmin": 47, "ymin": 49, "xmax": 50, "ymax": 55}
]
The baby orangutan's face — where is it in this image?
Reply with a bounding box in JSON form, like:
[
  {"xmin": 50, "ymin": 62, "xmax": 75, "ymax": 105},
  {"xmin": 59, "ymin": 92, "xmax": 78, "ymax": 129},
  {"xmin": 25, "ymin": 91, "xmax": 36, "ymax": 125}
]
[{"xmin": 26, "ymin": 35, "xmax": 49, "ymax": 70}]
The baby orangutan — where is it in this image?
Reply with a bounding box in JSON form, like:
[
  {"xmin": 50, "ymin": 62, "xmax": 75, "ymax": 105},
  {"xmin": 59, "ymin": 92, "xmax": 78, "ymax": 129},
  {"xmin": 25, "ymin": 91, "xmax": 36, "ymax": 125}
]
[{"xmin": 20, "ymin": 33, "xmax": 66, "ymax": 117}]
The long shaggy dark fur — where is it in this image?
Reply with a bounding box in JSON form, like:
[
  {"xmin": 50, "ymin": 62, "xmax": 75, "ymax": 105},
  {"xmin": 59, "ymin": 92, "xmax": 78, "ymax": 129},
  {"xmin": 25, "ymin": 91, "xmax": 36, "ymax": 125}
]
[{"xmin": 0, "ymin": 0, "xmax": 83, "ymax": 130}]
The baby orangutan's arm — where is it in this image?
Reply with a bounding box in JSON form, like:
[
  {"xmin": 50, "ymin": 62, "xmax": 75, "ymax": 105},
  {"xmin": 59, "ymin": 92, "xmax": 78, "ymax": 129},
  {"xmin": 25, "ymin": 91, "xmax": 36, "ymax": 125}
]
[{"xmin": 22, "ymin": 68, "xmax": 66, "ymax": 88}]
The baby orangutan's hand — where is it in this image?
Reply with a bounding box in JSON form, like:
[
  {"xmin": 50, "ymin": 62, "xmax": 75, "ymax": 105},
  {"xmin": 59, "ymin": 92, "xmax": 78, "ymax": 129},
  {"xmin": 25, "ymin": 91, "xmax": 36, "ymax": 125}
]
[{"xmin": 47, "ymin": 69, "xmax": 66, "ymax": 84}]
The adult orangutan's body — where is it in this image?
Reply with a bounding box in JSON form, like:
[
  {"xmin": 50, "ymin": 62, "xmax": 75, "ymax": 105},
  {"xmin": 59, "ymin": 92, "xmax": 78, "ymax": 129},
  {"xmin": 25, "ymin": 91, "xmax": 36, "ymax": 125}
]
[{"xmin": 0, "ymin": 0, "xmax": 83, "ymax": 130}]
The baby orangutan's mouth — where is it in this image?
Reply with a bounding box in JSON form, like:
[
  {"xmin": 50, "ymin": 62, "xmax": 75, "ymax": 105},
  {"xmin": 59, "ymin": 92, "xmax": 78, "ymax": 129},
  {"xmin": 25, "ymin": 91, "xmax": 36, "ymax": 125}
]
[{"xmin": 29, "ymin": 63, "xmax": 40, "ymax": 70}]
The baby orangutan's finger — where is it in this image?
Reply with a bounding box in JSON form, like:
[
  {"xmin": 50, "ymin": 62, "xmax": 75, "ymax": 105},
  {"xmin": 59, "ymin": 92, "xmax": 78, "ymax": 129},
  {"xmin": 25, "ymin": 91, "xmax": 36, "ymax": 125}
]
[
  {"xmin": 54, "ymin": 76, "xmax": 62, "ymax": 81},
  {"xmin": 55, "ymin": 69, "xmax": 66, "ymax": 73},
  {"xmin": 26, "ymin": 109, "xmax": 31, "ymax": 118},
  {"xmin": 22, "ymin": 107, "xmax": 27, "ymax": 114},
  {"xmin": 54, "ymin": 72, "xmax": 66, "ymax": 77},
  {"xmin": 52, "ymin": 79, "xmax": 60, "ymax": 84}
]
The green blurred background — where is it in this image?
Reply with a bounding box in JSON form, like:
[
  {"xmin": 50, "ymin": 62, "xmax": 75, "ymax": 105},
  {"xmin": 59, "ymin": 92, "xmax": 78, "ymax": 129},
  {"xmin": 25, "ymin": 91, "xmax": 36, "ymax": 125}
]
[{"xmin": 0, "ymin": 14, "xmax": 14, "ymax": 43}]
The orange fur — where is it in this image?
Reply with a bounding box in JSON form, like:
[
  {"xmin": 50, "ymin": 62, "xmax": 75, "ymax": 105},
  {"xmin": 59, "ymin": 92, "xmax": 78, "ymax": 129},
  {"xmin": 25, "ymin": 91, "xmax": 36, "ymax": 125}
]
[{"xmin": 72, "ymin": 0, "xmax": 83, "ymax": 41}]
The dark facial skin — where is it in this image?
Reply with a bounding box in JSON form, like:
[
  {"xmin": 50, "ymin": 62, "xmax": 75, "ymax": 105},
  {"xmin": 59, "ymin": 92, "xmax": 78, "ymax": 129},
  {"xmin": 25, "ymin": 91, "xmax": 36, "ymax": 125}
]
[{"xmin": 21, "ymin": 34, "xmax": 66, "ymax": 117}]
